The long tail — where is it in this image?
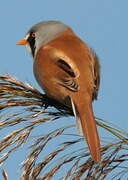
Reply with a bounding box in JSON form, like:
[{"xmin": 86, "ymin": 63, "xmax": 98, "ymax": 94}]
[{"xmin": 71, "ymin": 97, "xmax": 101, "ymax": 163}]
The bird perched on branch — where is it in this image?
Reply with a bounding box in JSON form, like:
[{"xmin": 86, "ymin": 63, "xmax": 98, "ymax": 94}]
[{"xmin": 17, "ymin": 20, "xmax": 101, "ymax": 163}]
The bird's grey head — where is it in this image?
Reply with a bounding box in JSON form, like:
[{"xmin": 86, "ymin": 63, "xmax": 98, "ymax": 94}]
[{"xmin": 24, "ymin": 21, "xmax": 70, "ymax": 58}]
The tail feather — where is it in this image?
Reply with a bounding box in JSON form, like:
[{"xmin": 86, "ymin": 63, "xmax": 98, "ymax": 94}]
[
  {"xmin": 70, "ymin": 97, "xmax": 83, "ymax": 135},
  {"xmin": 71, "ymin": 97, "xmax": 101, "ymax": 163}
]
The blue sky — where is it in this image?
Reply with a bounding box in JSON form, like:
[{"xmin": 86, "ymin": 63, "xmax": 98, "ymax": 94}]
[{"xmin": 0, "ymin": 0, "xmax": 128, "ymax": 179}]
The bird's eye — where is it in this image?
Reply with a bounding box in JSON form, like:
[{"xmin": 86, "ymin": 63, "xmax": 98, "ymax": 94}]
[{"xmin": 31, "ymin": 32, "xmax": 36, "ymax": 38}]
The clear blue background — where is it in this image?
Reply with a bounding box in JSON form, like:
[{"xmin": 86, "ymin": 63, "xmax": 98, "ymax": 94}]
[{"xmin": 0, "ymin": 0, "xmax": 128, "ymax": 179}]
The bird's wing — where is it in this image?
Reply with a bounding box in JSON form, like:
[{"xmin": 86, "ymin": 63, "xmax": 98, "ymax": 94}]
[
  {"xmin": 90, "ymin": 49, "xmax": 100, "ymax": 100},
  {"xmin": 56, "ymin": 58, "xmax": 82, "ymax": 134},
  {"xmin": 57, "ymin": 59, "xmax": 76, "ymax": 77},
  {"xmin": 56, "ymin": 58, "xmax": 80, "ymax": 92},
  {"xmin": 58, "ymin": 77, "xmax": 79, "ymax": 92}
]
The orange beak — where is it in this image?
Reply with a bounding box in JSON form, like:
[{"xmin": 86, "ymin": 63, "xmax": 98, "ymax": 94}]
[{"xmin": 16, "ymin": 39, "xmax": 28, "ymax": 45}]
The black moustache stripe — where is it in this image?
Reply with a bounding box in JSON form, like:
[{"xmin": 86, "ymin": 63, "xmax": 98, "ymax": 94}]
[{"xmin": 27, "ymin": 32, "xmax": 36, "ymax": 57}]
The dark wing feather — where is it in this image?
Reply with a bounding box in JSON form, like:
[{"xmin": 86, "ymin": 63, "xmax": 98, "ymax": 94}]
[
  {"xmin": 58, "ymin": 77, "xmax": 79, "ymax": 92},
  {"xmin": 56, "ymin": 59, "xmax": 79, "ymax": 92},
  {"xmin": 57, "ymin": 59, "xmax": 76, "ymax": 77},
  {"xmin": 91, "ymin": 49, "xmax": 100, "ymax": 100}
]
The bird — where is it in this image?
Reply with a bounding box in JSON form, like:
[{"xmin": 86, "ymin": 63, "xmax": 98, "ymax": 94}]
[{"xmin": 17, "ymin": 20, "xmax": 101, "ymax": 163}]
